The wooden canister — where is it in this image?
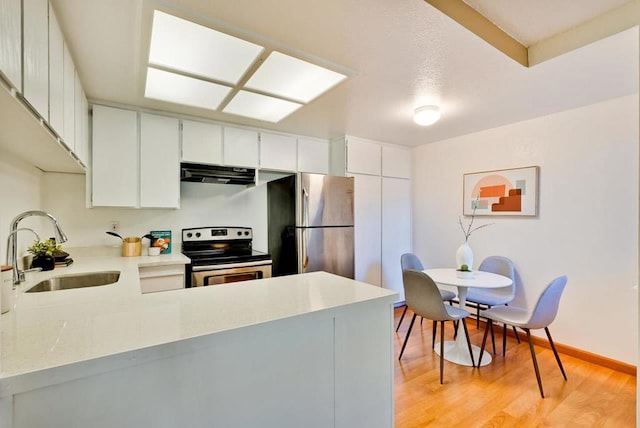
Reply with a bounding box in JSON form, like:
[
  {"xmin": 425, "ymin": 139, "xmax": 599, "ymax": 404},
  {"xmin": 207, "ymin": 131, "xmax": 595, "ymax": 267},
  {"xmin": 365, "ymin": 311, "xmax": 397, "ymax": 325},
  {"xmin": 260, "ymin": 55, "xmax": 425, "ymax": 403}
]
[{"xmin": 122, "ymin": 237, "xmax": 142, "ymax": 257}]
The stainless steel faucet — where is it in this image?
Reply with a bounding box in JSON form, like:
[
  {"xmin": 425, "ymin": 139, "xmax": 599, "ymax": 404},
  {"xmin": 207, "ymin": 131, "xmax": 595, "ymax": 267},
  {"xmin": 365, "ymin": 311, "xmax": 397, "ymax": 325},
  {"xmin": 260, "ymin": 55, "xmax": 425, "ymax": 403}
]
[{"xmin": 7, "ymin": 211, "xmax": 68, "ymax": 284}]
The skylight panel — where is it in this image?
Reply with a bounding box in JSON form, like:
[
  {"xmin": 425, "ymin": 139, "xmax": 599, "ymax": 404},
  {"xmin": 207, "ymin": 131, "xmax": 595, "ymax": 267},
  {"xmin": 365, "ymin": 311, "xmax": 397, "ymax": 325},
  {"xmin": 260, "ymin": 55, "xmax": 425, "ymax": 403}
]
[
  {"xmin": 223, "ymin": 90, "xmax": 303, "ymax": 123},
  {"xmin": 144, "ymin": 67, "xmax": 232, "ymax": 110},
  {"xmin": 244, "ymin": 51, "xmax": 347, "ymax": 103},
  {"xmin": 148, "ymin": 10, "xmax": 264, "ymax": 84}
]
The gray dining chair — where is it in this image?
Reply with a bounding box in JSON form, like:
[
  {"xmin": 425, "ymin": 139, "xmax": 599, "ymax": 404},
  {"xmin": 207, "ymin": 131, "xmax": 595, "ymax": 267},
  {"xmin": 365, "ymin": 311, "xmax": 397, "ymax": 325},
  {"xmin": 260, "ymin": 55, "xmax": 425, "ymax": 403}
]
[
  {"xmin": 397, "ymin": 253, "xmax": 457, "ymax": 349},
  {"xmin": 465, "ymin": 256, "xmax": 520, "ymax": 353},
  {"xmin": 399, "ymin": 269, "xmax": 474, "ymax": 384},
  {"xmin": 477, "ymin": 275, "xmax": 568, "ymax": 398}
]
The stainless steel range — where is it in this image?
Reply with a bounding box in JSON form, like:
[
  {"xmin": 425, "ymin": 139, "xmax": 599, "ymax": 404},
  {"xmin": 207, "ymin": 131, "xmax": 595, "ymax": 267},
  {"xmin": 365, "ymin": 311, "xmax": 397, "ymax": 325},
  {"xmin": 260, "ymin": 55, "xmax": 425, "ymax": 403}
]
[{"xmin": 182, "ymin": 227, "xmax": 272, "ymax": 287}]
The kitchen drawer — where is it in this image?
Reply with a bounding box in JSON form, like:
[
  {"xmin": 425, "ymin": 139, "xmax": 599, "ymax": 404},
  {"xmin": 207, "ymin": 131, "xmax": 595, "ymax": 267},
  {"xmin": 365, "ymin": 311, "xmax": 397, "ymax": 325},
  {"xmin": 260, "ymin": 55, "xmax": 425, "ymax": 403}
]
[{"xmin": 139, "ymin": 264, "xmax": 185, "ymax": 294}]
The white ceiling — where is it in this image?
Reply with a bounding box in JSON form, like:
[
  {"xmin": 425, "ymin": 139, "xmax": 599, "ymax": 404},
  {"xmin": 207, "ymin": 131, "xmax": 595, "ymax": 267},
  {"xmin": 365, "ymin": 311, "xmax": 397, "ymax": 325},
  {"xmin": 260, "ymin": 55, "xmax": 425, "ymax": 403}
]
[
  {"xmin": 51, "ymin": 0, "xmax": 639, "ymax": 147},
  {"xmin": 463, "ymin": 0, "xmax": 632, "ymax": 46}
]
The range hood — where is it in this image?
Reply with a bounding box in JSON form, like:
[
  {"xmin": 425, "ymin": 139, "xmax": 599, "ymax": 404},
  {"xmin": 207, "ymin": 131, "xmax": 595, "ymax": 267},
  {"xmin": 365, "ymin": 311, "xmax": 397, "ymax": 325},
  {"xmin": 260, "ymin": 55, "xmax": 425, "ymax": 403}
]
[{"xmin": 180, "ymin": 162, "xmax": 256, "ymax": 185}]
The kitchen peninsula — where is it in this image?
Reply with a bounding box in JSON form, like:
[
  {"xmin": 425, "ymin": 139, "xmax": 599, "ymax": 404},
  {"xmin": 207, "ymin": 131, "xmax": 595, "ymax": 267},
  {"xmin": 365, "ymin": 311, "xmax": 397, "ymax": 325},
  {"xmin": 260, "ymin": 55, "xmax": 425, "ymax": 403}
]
[{"xmin": 0, "ymin": 251, "xmax": 396, "ymax": 428}]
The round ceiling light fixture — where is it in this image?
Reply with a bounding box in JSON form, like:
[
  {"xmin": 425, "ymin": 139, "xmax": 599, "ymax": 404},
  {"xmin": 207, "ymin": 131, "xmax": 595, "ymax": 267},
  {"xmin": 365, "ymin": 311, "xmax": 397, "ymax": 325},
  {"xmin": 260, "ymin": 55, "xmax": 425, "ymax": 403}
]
[{"xmin": 413, "ymin": 105, "xmax": 441, "ymax": 126}]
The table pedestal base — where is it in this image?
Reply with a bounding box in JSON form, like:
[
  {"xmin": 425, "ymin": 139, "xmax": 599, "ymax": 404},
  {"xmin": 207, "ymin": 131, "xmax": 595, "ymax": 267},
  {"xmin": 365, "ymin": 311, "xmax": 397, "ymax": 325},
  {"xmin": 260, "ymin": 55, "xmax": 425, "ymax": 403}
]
[{"xmin": 434, "ymin": 341, "xmax": 492, "ymax": 367}]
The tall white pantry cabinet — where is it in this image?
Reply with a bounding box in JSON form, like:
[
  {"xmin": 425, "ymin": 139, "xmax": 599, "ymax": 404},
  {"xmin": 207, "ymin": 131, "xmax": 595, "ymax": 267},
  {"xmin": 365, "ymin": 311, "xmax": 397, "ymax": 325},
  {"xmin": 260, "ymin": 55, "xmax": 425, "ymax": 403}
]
[{"xmin": 331, "ymin": 136, "xmax": 412, "ymax": 302}]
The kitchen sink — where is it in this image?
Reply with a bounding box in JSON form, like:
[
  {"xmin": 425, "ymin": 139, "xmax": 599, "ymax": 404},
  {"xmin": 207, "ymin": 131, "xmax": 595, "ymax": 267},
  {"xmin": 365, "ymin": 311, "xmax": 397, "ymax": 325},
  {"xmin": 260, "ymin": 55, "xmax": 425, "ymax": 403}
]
[{"xmin": 26, "ymin": 271, "xmax": 121, "ymax": 292}]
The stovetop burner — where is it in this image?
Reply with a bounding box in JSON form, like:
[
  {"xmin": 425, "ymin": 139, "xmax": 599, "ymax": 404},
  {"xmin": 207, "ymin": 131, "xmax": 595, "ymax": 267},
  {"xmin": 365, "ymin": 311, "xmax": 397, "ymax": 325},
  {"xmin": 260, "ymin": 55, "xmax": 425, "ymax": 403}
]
[{"xmin": 181, "ymin": 226, "xmax": 271, "ymax": 266}]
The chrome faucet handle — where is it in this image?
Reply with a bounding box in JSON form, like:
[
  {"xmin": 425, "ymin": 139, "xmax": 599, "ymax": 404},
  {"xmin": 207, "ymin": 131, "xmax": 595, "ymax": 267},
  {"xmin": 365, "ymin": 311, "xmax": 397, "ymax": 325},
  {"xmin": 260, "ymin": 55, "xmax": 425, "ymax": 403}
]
[{"xmin": 17, "ymin": 267, "xmax": 42, "ymax": 283}]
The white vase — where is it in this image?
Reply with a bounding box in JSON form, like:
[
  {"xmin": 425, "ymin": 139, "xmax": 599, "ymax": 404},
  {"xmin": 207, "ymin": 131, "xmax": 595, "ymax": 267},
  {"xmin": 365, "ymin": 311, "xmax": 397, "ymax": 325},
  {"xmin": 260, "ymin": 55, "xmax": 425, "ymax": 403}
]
[{"xmin": 456, "ymin": 243, "xmax": 473, "ymax": 269}]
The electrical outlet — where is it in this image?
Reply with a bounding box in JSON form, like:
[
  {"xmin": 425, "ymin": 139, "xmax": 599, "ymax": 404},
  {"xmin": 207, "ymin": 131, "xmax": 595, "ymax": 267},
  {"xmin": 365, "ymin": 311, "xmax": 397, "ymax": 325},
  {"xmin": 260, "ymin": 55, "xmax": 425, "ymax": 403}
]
[{"xmin": 109, "ymin": 221, "xmax": 120, "ymax": 233}]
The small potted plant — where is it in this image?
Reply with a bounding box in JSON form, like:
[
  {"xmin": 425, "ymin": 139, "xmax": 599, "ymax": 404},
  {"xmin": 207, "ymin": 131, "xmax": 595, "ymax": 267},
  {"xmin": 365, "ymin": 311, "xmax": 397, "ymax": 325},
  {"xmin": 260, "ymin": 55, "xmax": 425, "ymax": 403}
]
[
  {"xmin": 28, "ymin": 238, "xmax": 61, "ymax": 271},
  {"xmin": 456, "ymin": 263, "xmax": 474, "ymax": 279}
]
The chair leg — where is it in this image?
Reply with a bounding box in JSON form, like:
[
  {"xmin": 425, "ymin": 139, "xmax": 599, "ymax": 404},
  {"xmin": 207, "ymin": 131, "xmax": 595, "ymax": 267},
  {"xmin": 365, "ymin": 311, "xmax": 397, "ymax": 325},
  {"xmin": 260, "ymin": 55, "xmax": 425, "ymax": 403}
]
[
  {"xmin": 439, "ymin": 320, "xmax": 445, "ymax": 384},
  {"xmin": 399, "ymin": 314, "xmax": 417, "ymax": 360},
  {"xmin": 489, "ymin": 320, "xmax": 496, "ymax": 355},
  {"xmin": 461, "ymin": 318, "xmax": 475, "ymax": 367},
  {"xmin": 477, "ymin": 318, "xmax": 491, "ymax": 367},
  {"xmin": 513, "ymin": 326, "xmax": 520, "ymax": 343},
  {"xmin": 432, "ymin": 320, "xmax": 437, "ymax": 349},
  {"xmin": 476, "ymin": 305, "xmax": 480, "ymax": 329},
  {"xmin": 502, "ymin": 323, "xmax": 507, "ymax": 357},
  {"xmin": 524, "ymin": 328, "xmax": 545, "ymax": 398},
  {"xmin": 545, "ymin": 327, "xmax": 567, "ymax": 381},
  {"xmin": 395, "ymin": 305, "xmax": 408, "ymax": 332}
]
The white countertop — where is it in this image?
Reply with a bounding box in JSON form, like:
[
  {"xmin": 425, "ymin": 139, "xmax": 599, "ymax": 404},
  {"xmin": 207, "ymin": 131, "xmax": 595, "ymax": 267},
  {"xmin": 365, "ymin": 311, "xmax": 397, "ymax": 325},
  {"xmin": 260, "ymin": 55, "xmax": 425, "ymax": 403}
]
[{"xmin": 0, "ymin": 248, "xmax": 396, "ymax": 396}]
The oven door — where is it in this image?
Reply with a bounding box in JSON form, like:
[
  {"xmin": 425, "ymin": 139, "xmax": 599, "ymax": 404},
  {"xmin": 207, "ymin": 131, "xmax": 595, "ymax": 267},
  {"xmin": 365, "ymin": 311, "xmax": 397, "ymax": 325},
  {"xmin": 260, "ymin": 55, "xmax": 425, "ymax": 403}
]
[{"xmin": 191, "ymin": 261, "xmax": 272, "ymax": 287}]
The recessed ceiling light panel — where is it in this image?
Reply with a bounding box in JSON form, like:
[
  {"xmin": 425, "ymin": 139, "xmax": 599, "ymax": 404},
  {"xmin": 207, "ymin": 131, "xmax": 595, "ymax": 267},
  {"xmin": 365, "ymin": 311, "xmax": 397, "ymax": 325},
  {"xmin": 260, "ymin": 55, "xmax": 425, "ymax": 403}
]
[
  {"xmin": 145, "ymin": 67, "xmax": 232, "ymax": 110},
  {"xmin": 149, "ymin": 10, "xmax": 264, "ymax": 84},
  {"xmin": 223, "ymin": 90, "xmax": 303, "ymax": 122},
  {"xmin": 245, "ymin": 51, "xmax": 347, "ymax": 103}
]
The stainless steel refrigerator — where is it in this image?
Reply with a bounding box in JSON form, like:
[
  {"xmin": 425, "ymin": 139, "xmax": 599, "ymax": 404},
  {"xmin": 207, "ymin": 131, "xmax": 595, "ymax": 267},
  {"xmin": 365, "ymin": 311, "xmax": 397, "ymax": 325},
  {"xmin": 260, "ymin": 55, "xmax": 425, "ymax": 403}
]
[{"xmin": 267, "ymin": 173, "xmax": 355, "ymax": 278}]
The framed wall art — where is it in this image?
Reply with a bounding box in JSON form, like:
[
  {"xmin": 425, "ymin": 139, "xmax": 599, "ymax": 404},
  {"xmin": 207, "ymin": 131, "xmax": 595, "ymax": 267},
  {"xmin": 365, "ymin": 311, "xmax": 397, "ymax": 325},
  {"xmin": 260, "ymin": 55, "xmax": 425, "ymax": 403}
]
[{"xmin": 463, "ymin": 166, "xmax": 539, "ymax": 216}]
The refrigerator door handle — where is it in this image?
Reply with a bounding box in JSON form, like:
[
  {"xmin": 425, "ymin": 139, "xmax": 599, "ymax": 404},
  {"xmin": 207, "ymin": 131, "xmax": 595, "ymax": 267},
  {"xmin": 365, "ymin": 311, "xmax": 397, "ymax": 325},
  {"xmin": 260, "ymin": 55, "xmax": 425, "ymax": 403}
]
[
  {"xmin": 302, "ymin": 186, "xmax": 309, "ymax": 227},
  {"xmin": 302, "ymin": 228, "xmax": 309, "ymax": 269}
]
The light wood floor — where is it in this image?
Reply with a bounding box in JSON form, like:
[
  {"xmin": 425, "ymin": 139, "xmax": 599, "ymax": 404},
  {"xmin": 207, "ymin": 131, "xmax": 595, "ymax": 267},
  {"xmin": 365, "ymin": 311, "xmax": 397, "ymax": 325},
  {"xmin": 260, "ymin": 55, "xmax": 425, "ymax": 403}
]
[{"xmin": 393, "ymin": 307, "xmax": 637, "ymax": 427}]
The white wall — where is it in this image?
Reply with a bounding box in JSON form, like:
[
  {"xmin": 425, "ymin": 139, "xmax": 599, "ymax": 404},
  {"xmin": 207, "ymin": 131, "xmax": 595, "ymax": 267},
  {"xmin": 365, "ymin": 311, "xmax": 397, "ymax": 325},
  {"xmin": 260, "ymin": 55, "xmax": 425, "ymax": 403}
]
[
  {"xmin": 0, "ymin": 152, "xmax": 44, "ymax": 263},
  {"xmin": 413, "ymin": 94, "xmax": 638, "ymax": 364},
  {"xmin": 40, "ymin": 176, "xmax": 269, "ymax": 252}
]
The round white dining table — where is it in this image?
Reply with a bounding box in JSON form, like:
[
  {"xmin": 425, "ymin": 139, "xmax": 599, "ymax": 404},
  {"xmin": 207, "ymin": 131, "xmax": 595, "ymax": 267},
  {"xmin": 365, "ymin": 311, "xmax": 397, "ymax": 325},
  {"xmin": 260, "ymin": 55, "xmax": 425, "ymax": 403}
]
[{"xmin": 422, "ymin": 268, "xmax": 513, "ymax": 367}]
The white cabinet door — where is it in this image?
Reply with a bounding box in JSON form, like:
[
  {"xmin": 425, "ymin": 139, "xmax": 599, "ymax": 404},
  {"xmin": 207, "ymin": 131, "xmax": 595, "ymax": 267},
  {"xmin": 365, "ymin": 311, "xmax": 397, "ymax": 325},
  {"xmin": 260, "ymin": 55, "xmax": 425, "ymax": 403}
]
[
  {"xmin": 260, "ymin": 132, "xmax": 297, "ymax": 171},
  {"xmin": 346, "ymin": 136, "xmax": 381, "ymax": 176},
  {"xmin": 62, "ymin": 43, "xmax": 75, "ymax": 151},
  {"xmin": 74, "ymin": 72, "xmax": 88, "ymax": 165},
  {"xmin": 381, "ymin": 145, "xmax": 411, "ymax": 179},
  {"xmin": 351, "ymin": 173, "xmax": 382, "ymax": 287},
  {"xmin": 23, "ymin": 0, "xmax": 49, "ymax": 119},
  {"xmin": 381, "ymin": 177, "xmax": 411, "ymax": 301},
  {"xmin": 181, "ymin": 119, "xmax": 223, "ymax": 165},
  {"xmin": 140, "ymin": 113, "xmax": 180, "ymax": 208},
  {"xmin": 92, "ymin": 105, "xmax": 138, "ymax": 207},
  {"xmin": 298, "ymin": 138, "xmax": 329, "ymax": 174},
  {"xmin": 0, "ymin": 0, "xmax": 22, "ymax": 89},
  {"xmin": 48, "ymin": 5, "xmax": 64, "ymax": 135},
  {"xmin": 223, "ymin": 127, "xmax": 259, "ymax": 168}
]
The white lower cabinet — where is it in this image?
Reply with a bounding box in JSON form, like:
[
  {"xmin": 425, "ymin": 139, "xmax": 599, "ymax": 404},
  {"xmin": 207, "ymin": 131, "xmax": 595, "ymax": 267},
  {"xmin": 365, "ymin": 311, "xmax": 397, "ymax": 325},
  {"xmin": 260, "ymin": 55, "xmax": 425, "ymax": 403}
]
[
  {"xmin": 381, "ymin": 177, "xmax": 411, "ymax": 301},
  {"xmin": 351, "ymin": 173, "xmax": 382, "ymax": 286},
  {"xmin": 140, "ymin": 113, "xmax": 180, "ymax": 208},
  {"xmin": 138, "ymin": 264, "xmax": 185, "ymax": 293}
]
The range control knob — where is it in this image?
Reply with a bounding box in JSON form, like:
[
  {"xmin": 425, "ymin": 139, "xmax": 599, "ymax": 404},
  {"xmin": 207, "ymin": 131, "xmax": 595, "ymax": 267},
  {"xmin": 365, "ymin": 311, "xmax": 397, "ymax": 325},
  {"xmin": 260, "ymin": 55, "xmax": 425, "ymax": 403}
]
[
  {"xmin": 195, "ymin": 232, "xmax": 201, "ymax": 238},
  {"xmin": 244, "ymin": 231, "xmax": 249, "ymax": 236},
  {"xmin": 186, "ymin": 232, "xmax": 193, "ymax": 238},
  {"xmin": 237, "ymin": 231, "xmax": 242, "ymax": 236}
]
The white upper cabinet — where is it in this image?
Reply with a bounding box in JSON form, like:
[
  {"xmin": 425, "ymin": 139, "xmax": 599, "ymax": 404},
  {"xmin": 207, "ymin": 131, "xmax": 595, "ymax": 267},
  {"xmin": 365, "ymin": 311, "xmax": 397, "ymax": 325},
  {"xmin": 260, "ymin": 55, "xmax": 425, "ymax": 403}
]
[
  {"xmin": 74, "ymin": 72, "xmax": 88, "ymax": 165},
  {"xmin": 48, "ymin": 5, "xmax": 64, "ymax": 134},
  {"xmin": 223, "ymin": 127, "xmax": 259, "ymax": 168},
  {"xmin": 62, "ymin": 43, "xmax": 75, "ymax": 151},
  {"xmin": 92, "ymin": 105, "xmax": 138, "ymax": 207},
  {"xmin": 297, "ymin": 138, "xmax": 329, "ymax": 174},
  {"xmin": 181, "ymin": 119, "xmax": 223, "ymax": 165},
  {"xmin": 260, "ymin": 132, "xmax": 297, "ymax": 172},
  {"xmin": 346, "ymin": 136, "xmax": 382, "ymax": 176},
  {"xmin": 23, "ymin": 0, "xmax": 49, "ymax": 119},
  {"xmin": 140, "ymin": 113, "xmax": 180, "ymax": 208},
  {"xmin": 0, "ymin": 0, "xmax": 22, "ymax": 89},
  {"xmin": 381, "ymin": 145, "xmax": 411, "ymax": 179}
]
